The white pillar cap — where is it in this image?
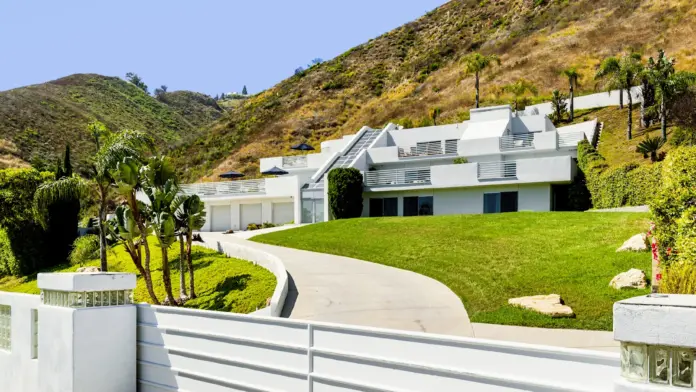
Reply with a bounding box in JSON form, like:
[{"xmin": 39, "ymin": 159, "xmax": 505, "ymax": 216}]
[
  {"xmin": 614, "ymin": 294, "xmax": 696, "ymax": 348},
  {"xmin": 38, "ymin": 273, "xmax": 136, "ymax": 292}
]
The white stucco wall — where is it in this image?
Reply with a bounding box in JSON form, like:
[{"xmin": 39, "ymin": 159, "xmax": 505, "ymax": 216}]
[
  {"xmin": 0, "ymin": 292, "xmax": 40, "ymax": 392},
  {"xmin": 470, "ymin": 105, "xmax": 513, "ymax": 122},
  {"xmin": 386, "ymin": 123, "xmax": 466, "ymax": 146}
]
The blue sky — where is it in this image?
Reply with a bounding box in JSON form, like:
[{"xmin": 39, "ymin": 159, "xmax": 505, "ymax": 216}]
[{"xmin": 0, "ymin": 0, "xmax": 446, "ymax": 95}]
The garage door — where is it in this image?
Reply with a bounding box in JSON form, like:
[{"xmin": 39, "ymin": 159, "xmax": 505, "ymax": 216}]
[
  {"xmin": 211, "ymin": 205, "xmax": 231, "ymax": 232},
  {"xmin": 241, "ymin": 203, "xmax": 262, "ymax": 230},
  {"xmin": 272, "ymin": 203, "xmax": 294, "ymax": 225}
]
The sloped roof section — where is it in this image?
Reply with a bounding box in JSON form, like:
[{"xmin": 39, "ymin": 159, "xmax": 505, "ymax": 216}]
[{"xmin": 460, "ymin": 119, "xmax": 510, "ymax": 140}]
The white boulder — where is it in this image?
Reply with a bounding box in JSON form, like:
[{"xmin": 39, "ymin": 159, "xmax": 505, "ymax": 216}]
[
  {"xmin": 617, "ymin": 233, "xmax": 648, "ymax": 252},
  {"xmin": 508, "ymin": 294, "xmax": 575, "ymax": 318},
  {"xmin": 610, "ymin": 268, "xmax": 648, "ymax": 290}
]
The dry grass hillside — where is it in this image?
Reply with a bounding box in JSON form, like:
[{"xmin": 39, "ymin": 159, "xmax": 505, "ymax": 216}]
[
  {"xmin": 0, "ymin": 74, "xmax": 221, "ymax": 173},
  {"xmin": 171, "ymin": 0, "xmax": 696, "ymax": 182}
]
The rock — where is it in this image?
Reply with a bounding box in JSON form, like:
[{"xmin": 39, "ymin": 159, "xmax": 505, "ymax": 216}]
[
  {"xmin": 76, "ymin": 266, "xmax": 101, "ymax": 273},
  {"xmin": 610, "ymin": 269, "xmax": 647, "ymax": 290},
  {"xmin": 223, "ymin": 229, "xmax": 235, "ymax": 234},
  {"xmin": 617, "ymin": 233, "xmax": 648, "ymax": 252},
  {"xmin": 508, "ymin": 294, "xmax": 575, "ymax": 318}
]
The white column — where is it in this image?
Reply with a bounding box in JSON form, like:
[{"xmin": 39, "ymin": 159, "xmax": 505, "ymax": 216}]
[
  {"xmin": 261, "ymin": 200, "xmax": 273, "ymax": 224},
  {"xmin": 323, "ymin": 181, "xmax": 331, "ymax": 222},
  {"xmin": 230, "ymin": 202, "xmax": 240, "ymax": 231},
  {"xmin": 202, "ymin": 204, "xmax": 212, "ymax": 232},
  {"xmin": 613, "ymin": 294, "xmax": 696, "ymax": 391},
  {"xmin": 37, "ymin": 273, "xmax": 137, "ymax": 392}
]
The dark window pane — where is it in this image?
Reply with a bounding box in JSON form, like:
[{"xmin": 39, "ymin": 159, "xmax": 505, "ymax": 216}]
[
  {"xmin": 501, "ymin": 192, "xmax": 518, "ymax": 213},
  {"xmin": 384, "ymin": 198, "xmax": 398, "ymax": 216},
  {"xmin": 418, "ymin": 196, "xmax": 434, "ymax": 216},
  {"xmin": 483, "ymin": 193, "xmax": 500, "ymax": 214},
  {"xmin": 404, "ymin": 197, "xmax": 419, "ymax": 216},
  {"xmin": 369, "ymin": 199, "xmax": 383, "ymax": 217}
]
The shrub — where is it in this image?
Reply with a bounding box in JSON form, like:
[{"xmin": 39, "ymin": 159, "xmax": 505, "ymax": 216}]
[
  {"xmin": 328, "ymin": 168, "xmax": 364, "ymax": 219},
  {"xmin": 0, "ymin": 227, "xmax": 16, "ymax": 276},
  {"xmin": 247, "ymin": 223, "xmax": 259, "ymax": 231},
  {"xmin": 261, "ymin": 222, "xmax": 277, "ymax": 229},
  {"xmin": 69, "ymin": 234, "xmax": 100, "ymax": 266},
  {"xmin": 660, "ymin": 260, "xmax": 696, "ymax": 294},
  {"xmin": 453, "ymin": 157, "xmax": 469, "ymax": 164}
]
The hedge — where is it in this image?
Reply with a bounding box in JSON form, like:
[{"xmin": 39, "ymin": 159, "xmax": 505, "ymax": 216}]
[
  {"xmin": 328, "ymin": 168, "xmax": 364, "ymax": 219},
  {"xmin": 577, "ymin": 140, "xmax": 661, "ymax": 209}
]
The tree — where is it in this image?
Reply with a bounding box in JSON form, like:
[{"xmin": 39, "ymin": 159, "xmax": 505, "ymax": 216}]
[
  {"xmin": 646, "ymin": 50, "xmax": 696, "ymax": 139},
  {"xmin": 242, "ymin": 85, "xmax": 248, "ymax": 95},
  {"xmin": 174, "ymin": 194, "xmax": 206, "ymax": 299},
  {"xmin": 562, "ymin": 67, "xmax": 581, "ymax": 121},
  {"xmin": 462, "ymin": 53, "xmax": 501, "ymax": 108},
  {"xmin": 595, "ymin": 57, "xmax": 624, "ymax": 109},
  {"xmin": 294, "ymin": 66, "xmax": 305, "ymax": 76},
  {"xmin": 636, "ymin": 135, "xmax": 666, "ymax": 162},
  {"xmin": 641, "ymin": 74, "xmax": 657, "ymax": 128},
  {"xmin": 154, "ymin": 85, "xmax": 168, "ymax": 100},
  {"xmin": 141, "ymin": 156, "xmax": 180, "ymax": 305},
  {"xmin": 502, "ymin": 79, "xmax": 538, "ymax": 112},
  {"xmin": 310, "ymin": 58, "xmax": 323, "ymax": 66},
  {"xmin": 328, "ymin": 168, "xmax": 363, "ymax": 219},
  {"xmin": 125, "ymin": 72, "xmax": 149, "ymax": 94},
  {"xmin": 429, "ymin": 107, "xmax": 442, "ymax": 125},
  {"xmin": 550, "ymin": 90, "xmax": 568, "ymax": 123},
  {"xmin": 63, "ymin": 144, "xmax": 73, "ymax": 177}
]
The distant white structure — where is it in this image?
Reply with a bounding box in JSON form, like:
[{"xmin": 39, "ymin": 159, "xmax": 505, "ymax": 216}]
[{"xmin": 182, "ymin": 104, "xmax": 598, "ymax": 231}]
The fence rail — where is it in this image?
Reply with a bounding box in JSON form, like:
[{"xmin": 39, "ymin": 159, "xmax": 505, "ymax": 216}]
[
  {"xmin": 500, "ymin": 134, "xmax": 535, "ymax": 150},
  {"xmin": 398, "ymin": 139, "xmax": 458, "ymax": 158},
  {"xmin": 179, "ymin": 179, "xmax": 266, "ymax": 196},
  {"xmin": 558, "ymin": 131, "xmax": 586, "ymax": 148},
  {"xmin": 364, "ymin": 167, "xmax": 431, "ymax": 186},
  {"xmin": 478, "ymin": 161, "xmax": 517, "ymax": 180},
  {"xmin": 282, "ymin": 156, "xmax": 308, "ymax": 168}
]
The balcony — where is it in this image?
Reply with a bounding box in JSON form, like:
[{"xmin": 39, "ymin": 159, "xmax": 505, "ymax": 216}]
[
  {"xmin": 364, "ymin": 167, "xmax": 431, "ymax": 187},
  {"xmin": 558, "ymin": 131, "xmax": 586, "ymax": 148},
  {"xmin": 477, "ymin": 161, "xmax": 517, "ymax": 180},
  {"xmin": 397, "ymin": 140, "xmax": 458, "ymax": 158},
  {"xmin": 180, "ymin": 179, "xmax": 266, "ymax": 197},
  {"xmin": 499, "ymin": 134, "xmax": 534, "ymax": 150},
  {"xmin": 282, "ymin": 156, "xmax": 308, "ymax": 168}
]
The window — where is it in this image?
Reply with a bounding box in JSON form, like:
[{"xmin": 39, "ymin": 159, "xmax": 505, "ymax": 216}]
[
  {"xmin": 369, "ymin": 198, "xmax": 398, "ymax": 217},
  {"xmin": 31, "ymin": 309, "xmax": 38, "ymax": 359},
  {"xmin": 484, "ymin": 192, "xmax": 518, "ymax": 214},
  {"xmin": 0, "ymin": 305, "xmax": 10, "ymax": 351},
  {"xmin": 404, "ymin": 196, "xmax": 434, "ymax": 216}
]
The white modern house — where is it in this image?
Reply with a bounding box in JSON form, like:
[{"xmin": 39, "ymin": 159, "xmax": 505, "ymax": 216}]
[{"xmin": 182, "ymin": 105, "xmax": 598, "ymax": 232}]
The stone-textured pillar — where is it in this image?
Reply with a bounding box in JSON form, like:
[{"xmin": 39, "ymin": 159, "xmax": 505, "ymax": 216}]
[
  {"xmin": 37, "ymin": 273, "xmax": 137, "ymax": 392},
  {"xmin": 614, "ymin": 294, "xmax": 696, "ymax": 391}
]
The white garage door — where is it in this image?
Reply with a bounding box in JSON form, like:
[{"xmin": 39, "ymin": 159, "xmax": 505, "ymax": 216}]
[
  {"xmin": 241, "ymin": 203, "xmax": 262, "ymax": 230},
  {"xmin": 272, "ymin": 203, "xmax": 294, "ymax": 225},
  {"xmin": 211, "ymin": 205, "xmax": 231, "ymax": 232}
]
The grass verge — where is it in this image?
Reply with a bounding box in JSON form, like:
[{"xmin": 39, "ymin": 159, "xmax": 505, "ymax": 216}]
[{"xmin": 253, "ymin": 212, "xmax": 650, "ymax": 330}]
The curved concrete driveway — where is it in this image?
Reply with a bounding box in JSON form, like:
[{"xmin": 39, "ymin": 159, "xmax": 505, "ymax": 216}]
[{"xmin": 199, "ymin": 231, "xmax": 472, "ymax": 337}]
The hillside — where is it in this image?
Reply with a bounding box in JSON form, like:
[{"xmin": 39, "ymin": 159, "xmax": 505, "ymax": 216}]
[
  {"xmin": 171, "ymin": 0, "xmax": 696, "ymax": 182},
  {"xmin": 0, "ymin": 74, "xmax": 221, "ymax": 172}
]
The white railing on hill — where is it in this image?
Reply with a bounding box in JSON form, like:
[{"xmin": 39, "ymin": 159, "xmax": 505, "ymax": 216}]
[
  {"xmin": 135, "ymin": 304, "xmax": 619, "ymax": 392},
  {"xmin": 364, "ymin": 167, "xmax": 431, "ymax": 186},
  {"xmin": 398, "ymin": 139, "xmax": 458, "ymax": 158},
  {"xmin": 282, "ymin": 156, "xmax": 308, "ymax": 168},
  {"xmin": 179, "ymin": 179, "xmax": 266, "ymax": 196},
  {"xmin": 500, "ymin": 134, "xmax": 535, "ymax": 150},
  {"xmin": 558, "ymin": 131, "xmax": 586, "ymax": 148},
  {"xmin": 478, "ymin": 161, "xmax": 517, "ymax": 180}
]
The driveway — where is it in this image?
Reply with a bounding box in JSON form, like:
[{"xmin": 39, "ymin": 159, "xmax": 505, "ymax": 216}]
[{"xmin": 199, "ymin": 231, "xmax": 473, "ymax": 337}]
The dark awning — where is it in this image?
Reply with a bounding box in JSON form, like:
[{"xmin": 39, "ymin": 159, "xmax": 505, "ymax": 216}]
[
  {"xmin": 261, "ymin": 166, "xmax": 289, "ymax": 175},
  {"xmin": 290, "ymin": 142, "xmax": 315, "ymax": 151},
  {"xmin": 219, "ymin": 170, "xmax": 245, "ymax": 179}
]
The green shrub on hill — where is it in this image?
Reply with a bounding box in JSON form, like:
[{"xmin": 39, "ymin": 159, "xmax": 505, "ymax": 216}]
[{"xmin": 328, "ymin": 168, "xmax": 364, "ymax": 219}]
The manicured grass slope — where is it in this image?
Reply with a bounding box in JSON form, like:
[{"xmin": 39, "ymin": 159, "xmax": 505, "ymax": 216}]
[
  {"xmin": 0, "ymin": 239, "xmax": 275, "ymax": 314},
  {"xmin": 254, "ymin": 212, "xmax": 650, "ymax": 330}
]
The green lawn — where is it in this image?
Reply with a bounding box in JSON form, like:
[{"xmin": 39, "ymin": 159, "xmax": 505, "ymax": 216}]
[
  {"xmin": 253, "ymin": 212, "xmax": 651, "ymax": 330},
  {"xmin": 0, "ymin": 238, "xmax": 276, "ymax": 314}
]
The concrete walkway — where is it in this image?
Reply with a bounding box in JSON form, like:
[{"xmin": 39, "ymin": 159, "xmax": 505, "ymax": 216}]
[
  {"xmin": 471, "ymin": 323, "xmax": 618, "ymax": 352},
  {"xmin": 199, "ymin": 231, "xmax": 473, "ymax": 337}
]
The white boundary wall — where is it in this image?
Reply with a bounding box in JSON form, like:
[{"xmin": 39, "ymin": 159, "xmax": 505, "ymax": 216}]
[
  {"xmin": 0, "ymin": 292, "xmax": 40, "ymax": 392},
  {"xmin": 136, "ymin": 304, "xmax": 619, "ymax": 392},
  {"xmin": 195, "ymin": 238, "xmax": 288, "ymax": 317}
]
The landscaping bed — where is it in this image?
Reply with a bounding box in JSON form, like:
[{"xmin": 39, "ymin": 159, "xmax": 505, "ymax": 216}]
[
  {"xmin": 0, "ymin": 239, "xmax": 276, "ymax": 314},
  {"xmin": 253, "ymin": 212, "xmax": 651, "ymax": 330}
]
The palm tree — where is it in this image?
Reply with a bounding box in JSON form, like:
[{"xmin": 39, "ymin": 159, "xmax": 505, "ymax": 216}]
[
  {"xmin": 174, "ymin": 194, "xmax": 206, "ymax": 299},
  {"xmin": 647, "ymin": 50, "xmax": 696, "ymax": 139},
  {"xmin": 562, "ymin": 67, "xmax": 581, "ymax": 121},
  {"xmin": 33, "ymin": 176, "xmax": 86, "ymax": 228},
  {"xmin": 550, "ymin": 89, "xmax": 568, "ymax": 123},
  {"xmin": 141, "ymin": 156, "xmax": 180, "ymax": 306},
  {"xmin": 595, "ymin": 57, "xmax": 624, "ymax": 109},
  {"xmin": 172, "ymin": 196, "xmax": 189, "ymax": 300},
  {"xmin": 462, "ymin": 53, "xmax": 501, "ymax": 108},
  {"xmin": 429, "ymin": 107, "xmax": 441, "ymax": 125},
  {"xmin": 502, "ymin": 79, "xmax": 538, "ymax": 112},
  {"xmin": 636, "ymin": 135, "xmax": 666, "ymax": 162}
]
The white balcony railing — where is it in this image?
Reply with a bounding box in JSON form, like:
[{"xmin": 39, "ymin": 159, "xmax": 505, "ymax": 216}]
[
  {"xmin": 558, "ymin": 131, "xmax": 586, "ymax": 148},
  {"xmin": 477, "ymin": 161, "xmax": 517, "ymax": 180},
  {"xmin": 499, "ymin": 134, "xmax": 535, "ymax": 150},
  {"xmin": 179, "ymin": 179, "xmax": 266, "ymax": 196},
  {"xmin": 282, "ymin": 156, "xmax": 308, "ymax": 168},
  {"xmin": 398, "ymin": 140, "xmax": 458, "ymax": 158},
  {"xmin": 364, "ymin": 167, "xmax": 431, "ymax": 187}
]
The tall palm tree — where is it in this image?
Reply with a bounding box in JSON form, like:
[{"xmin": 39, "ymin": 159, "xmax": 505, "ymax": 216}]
[
  {"xmin": 595, "ymin": 57, "xmax": 624, "ymax": 109},
  {"xmin": 647, "ymin": 50, "xmax": 696, "ymax": 139},
  {"xmin": 502, "ymin": 79, "xmax": 538, "ymax": 112},
  {"xmin": 429, "ymin": 107, "xmax": 441, "ymax": 125},
  {"xmin": 462, "ymin": 53, "xmax": 501, "ymax": 108},
  {"xmin": 562, "ymin": 67, "xmax": 581, "ymax": 121},
  {"xmin": 174, "ymin": 194, "xmax": 206, "ymax": 299}
]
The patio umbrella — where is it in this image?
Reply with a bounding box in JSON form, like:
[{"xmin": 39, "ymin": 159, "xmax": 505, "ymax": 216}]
[
  {"xmin": 219, "ymin": 170, "xmax": 245, "ymax": 179},
  {"xmin": 291, "ymin": 142, "xmax": 315, "ymax": 151},
  {"xmin": 261, "ymin": 166, "xmax": 289, "ymax": 176}
]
